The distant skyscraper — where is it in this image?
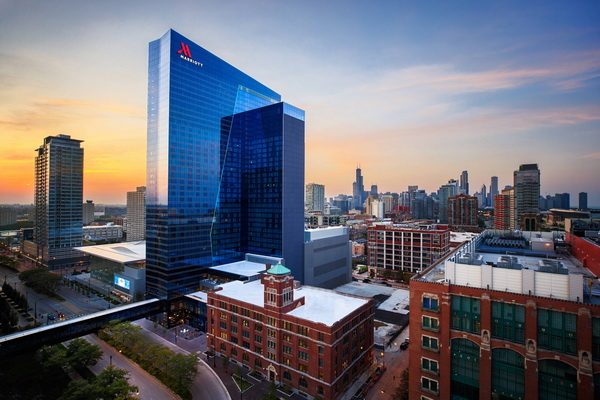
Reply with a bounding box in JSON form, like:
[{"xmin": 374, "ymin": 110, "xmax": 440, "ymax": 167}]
[
  {"xmin": 480, "ymin": 184, "xmax": 487, "ymax": 207},
  {"xmin": 33, "ymin": 134, "xmax": 84, "ymax": 269},
  {"xmin": 370, "ymin": 184, "xmax": 378, "ymax": 197},
  {"xmin": 305, "ymin": 183, "xmax": 325, "ymax": 212},
  {"xmin": 514, "ymin": 164, "xmax": 540, "ymax": 229},
  {"xmin": 353, "ymin": 166, "xmax": 366, "ymax": 210},
  {"xmin": 438, "ymin": 179, "xmax": 458, "ymax": 223},
  {"xmin": 126, "ymin": 186, "xmax": 146, "ymax": 242},
  {"xmin": 490, "ymin": 176, "xmax": 499, "ymax": 201},
  {"xmin": 460, "ymin": 170, "xmax": 469, "ymax": 195},
  {"xmin": 146, "ymin": 30, "xmax": 304, "ymax": 298},
  {"xmin": 448, "ymin": 194, "xmax": 478, "ymax": 228},
  {"xmin": 83, "ymin": 200, "xmax": 95, "ymax": 225},
  {"xmin": 579, "ymin": 192, "xmax": 588, "ymax": 210}
]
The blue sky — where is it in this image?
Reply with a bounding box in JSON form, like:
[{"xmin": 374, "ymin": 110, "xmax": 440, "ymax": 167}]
[{"xmin": 0, "ymin": 0, "xmax": 598, "ymax": 205}]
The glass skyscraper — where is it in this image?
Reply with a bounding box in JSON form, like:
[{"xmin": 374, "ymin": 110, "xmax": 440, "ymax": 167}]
[
  {"xmin": 146, "ymin": 30, "xmax": 305, "ymax": 298},
  {"xmin": 33, "ymin": 134, "xmax": 84, "ymax": 269}
]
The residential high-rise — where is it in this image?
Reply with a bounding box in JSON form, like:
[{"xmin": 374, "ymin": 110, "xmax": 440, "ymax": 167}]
[
  {"xmin": 493, "ymin": 191, "xmax": 512, "ymax": 230},
  {"xmin": 438, "ymin": 179, "xmax": 459, "ymax": 223},
  {"xmin": 514, "ymin": 164, "xmax": 540, "ymax": 229},
  {"xmin": 146, "ymin": 30, "xmax": 304, "ymax": 298},
  {"xmin": 448, "ymin": 194, "xmax": 478, "ymax": 229},
  {"xmin": 579, "ymin": 192, "xmax": 588, "ymax": 210},
  {"xmin": 33, "ymin": 134, "xmax": 84, "ymax": 269},
  {"xmin": 126, "ymin": 186, "xmax": 146, "ymax": 242},
  {"xmin": 305, "ymin": 183, "xmax": 325, "ymax": 212},
  {"xmin": 352, "ymin": 166, "xmax": 365, "ymax": 210},
  {"xmin": 460, "ymin": 170, "xmax": 469, "ymax": 195}
]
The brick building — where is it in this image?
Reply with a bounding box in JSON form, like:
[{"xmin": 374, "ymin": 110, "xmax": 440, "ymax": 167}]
[
  {"xmin": 409, "ymin": 230, "xmax": 600, "ymax": 400},
  {"xmin": 207, "ymin": 263, "xmax": 375, "ymax": 399},
  {"xmin": 367, "ymin": 223, "xmax": 451, "ymax": 276},
  {"xmin": 447, "ymin": 194, "xmax": 478, "ymax": 229}
]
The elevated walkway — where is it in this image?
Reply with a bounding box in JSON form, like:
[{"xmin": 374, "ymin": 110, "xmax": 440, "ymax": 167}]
[{"xmin": 0, "ymin": 298, "xmax": 164, "ymax": 357}]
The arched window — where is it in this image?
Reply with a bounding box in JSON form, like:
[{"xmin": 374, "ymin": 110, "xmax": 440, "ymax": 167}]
[
  {"xmin": 317, "ymin": 385, "xmax": 324, "ymax": 395},
  {"xmin": 538, "ymin": 359, "xmax": 577, "ymax": 400},
  {"xmin": 491, "ymin": 348, "xmax": 524, "ymax": 399},
  {"xmin": 451, "ymin": 338, "xmax": 479, "ymax": 400},
  {"xmin": 283, "ymin": 371, "xmax": 291, "ymax": 381},
  {"xmin": 299, "ymin": 377, "xmax": 308, "ymax": 388}
]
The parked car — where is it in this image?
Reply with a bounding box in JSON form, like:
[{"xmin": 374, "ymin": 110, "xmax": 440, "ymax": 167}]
[
  {"xmin": 400, "ymin": 341, "xmax": 409, "ymax": 350},
  {"xmin": 362, "ymin": 279, "xmax": 371, "ymax": 283},
  {"xmin": 48, "ymin": 314, "xmax": 56, "ymax": 321}
]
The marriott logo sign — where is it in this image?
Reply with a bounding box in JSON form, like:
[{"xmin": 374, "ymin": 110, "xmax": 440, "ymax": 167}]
[{"xmin": 177, "ymin": 42, "xmax": 203, "ymax": 67}]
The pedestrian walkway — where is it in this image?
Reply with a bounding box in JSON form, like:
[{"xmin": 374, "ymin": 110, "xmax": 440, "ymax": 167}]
[{"xmin": 134, "ymin": 318, "xmax": 304, "ymax": 400}]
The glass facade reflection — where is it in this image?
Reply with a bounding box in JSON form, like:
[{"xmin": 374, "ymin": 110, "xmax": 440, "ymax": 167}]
[{"xmin": 146, "ymin": 30, "xmax": 304, "ymax": 298}]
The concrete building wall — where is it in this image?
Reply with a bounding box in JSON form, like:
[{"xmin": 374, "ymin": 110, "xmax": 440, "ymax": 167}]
[{"xmin": 304, "ymin": 228, "xmax": 351, "ymax": 289}]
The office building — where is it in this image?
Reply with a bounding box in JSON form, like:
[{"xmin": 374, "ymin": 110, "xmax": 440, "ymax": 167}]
[
  {"xmin": 370, "ymin": 184, "xmax": 378, "ymax": 197},
  {"xmin": 126, "ymin": 186, "xmax": 146, "ymax": 242},
  {"xmin": 303, "ymin": 226, "xmax": 351, "ymax": 289},
  {"xmin": 32, "ymin": 134, "xmax": 85, "ymax": 269},
  {"xmin": 83, "ymin": 200, "xmax": 95, "ymax": 225},
  {"xmin": 146, "ymin": 30, "xmax": 304, "ymax": 298},
  {"xmin": 0, "ymin": 207, "xmax": 17, "ymax": 227},
  {"xmin": 305, "ymin": 183, "xmax": 325, "ymax": 213},
  {"xmin": 352, "ymin": 166, "xmax": 366, "ymax": 210},
  {"xmin": 367, "ymin": 222, "xmax": 450, "ymax": 275},
  {"xmin": 409, "ymin": 229, "xmax": 600, "ymax": 400},
  {"xmin": 83, "ymin": 224, "xmax": 123, "ymax": 242},
  {"xmin": 208, "ymin": 264, "xmax": 374, "ymax": 399},
  {"xmin": 438, "ymin": 179, "xmax": 459, "ymax": 223},
  {"xmin": 514, "ymin": 164, "xmax": 540, "ymax": 229},
  {"xmin": 448, "ymin": 194, "xmax": 478, "ymax": 229},
  {"xmin": 460, "ymin": 170, "xmax": 469, "ymax": 195},
  {"xmin": 579, "ymin": 192, "xmax": 588, "ymax": 210}
]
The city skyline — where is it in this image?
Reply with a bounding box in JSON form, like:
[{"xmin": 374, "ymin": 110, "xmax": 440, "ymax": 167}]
[{"xmin": 1, "ymin": 1, "xmax": 599, "ymax": 205}]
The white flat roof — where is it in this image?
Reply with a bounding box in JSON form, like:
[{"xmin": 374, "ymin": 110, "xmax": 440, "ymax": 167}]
[
  {"xmin": 215, "ymin": 280, "xmax": 370, "ymax": 327},
  {"xmin": 209, "ymin": 260, "xmax": 268, "ymax": 278},
  {"xmin": 74, "ymin": 241, "xmax": 145, "ymax": 264}
]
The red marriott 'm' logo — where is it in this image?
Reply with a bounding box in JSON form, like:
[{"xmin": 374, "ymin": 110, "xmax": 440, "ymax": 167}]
[{"xmin": 177, "ymin": 42, "xmax": 192, "ymax": 58}]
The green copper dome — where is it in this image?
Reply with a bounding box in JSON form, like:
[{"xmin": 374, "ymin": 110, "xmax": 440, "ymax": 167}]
[{"xmin": 267, "ymin": 263, "xmax": 291, "ymax": 275}]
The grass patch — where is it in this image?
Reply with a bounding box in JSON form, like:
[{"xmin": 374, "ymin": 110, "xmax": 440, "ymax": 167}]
[{"xmin": 232, "ymin": 374, "xmax": 253, "ymax": 391}]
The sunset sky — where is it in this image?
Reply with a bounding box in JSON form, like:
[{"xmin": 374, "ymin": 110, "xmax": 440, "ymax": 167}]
[{"xmin": 1, "ymin": 1, "xmax": 599, "ymax": 206}]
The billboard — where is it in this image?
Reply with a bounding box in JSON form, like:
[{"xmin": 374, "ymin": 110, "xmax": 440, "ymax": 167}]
[{"xmin": 114, "ymin": 276, "xmax": 131, "ymax": 290}]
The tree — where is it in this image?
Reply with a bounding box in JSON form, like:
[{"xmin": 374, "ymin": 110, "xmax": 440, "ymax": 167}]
[
  {"xmin": 37, "ymin": 344, "xmax": 70, "ymax": 371},
  {"xmin": 392, "ymin": 368, "xmax": 409, "ymax": 400},
  {"xmin": 262, "ymin": 380, "xmax": 279, "ymax": 400},
  {"xmin": 222, "ymin": 356, "xmax": 230, "ymax": 372},
  {"xmin": 66, "ymin": 338, "xmax": 103, "ymax": 371},
  {"xmin": 167, "ymin": 353, "xmax": 199, "ymax": 392},
  {"xmin": 59, "ymin": 366, "xmax": 138, "ymax": 400}
]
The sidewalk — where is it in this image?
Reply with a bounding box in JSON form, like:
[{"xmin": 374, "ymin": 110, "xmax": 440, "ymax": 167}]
[{"xmin": 134, "ymin": 318, "xmax": 304, "ymax": 400}]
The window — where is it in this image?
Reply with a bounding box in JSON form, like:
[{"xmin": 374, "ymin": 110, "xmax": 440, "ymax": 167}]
[
  {"xmin": 254, "ymin": 346, "xmax": 262, "ymax": 355},
  {"xmin": 451, "ymin": 338, "xmax": 480, "ymax": 398},
  {"xmin": 299, "ymin": 339, "xmax": 308, "ymax": 348},
  {"xmin": 283, "ymin": 287, "xmax": 292, "ymax": 304},
  {"xmin": 268, "ymin": 341, "xmax": 276, "ymax": 349},
  {"xmin": 220, "ymin": 343, "xmax": 227, "ymax": 351},
  {"xmin": 451, "ymin": 295, "xmax": 481, "ymax": 333},
  {"xmin": 284, "ymin": 371, "xmax": 291, "ymax": 381},
  {"xmin": 242, "ymin": 330, "xmax": 250, "ymax": 339},
  {"xmin": 421, "ymin": 358, "xmax": 438, "ymax": 375},
  {"xmin": 492, "ymin": 348, "xmax": 524, "ymax": 399},
  {"xmin": 422, "ymin": 335, "xmax": 439, "ymax": 352},
  {"xmin": 243, "ymin": 353, "xmax": 249, "ymax": 362},
  {"xmin": 267, "ymin": 329, "xmax": 276, "ymax": 338},
  {"xmin": 538, "ymin": 309, "xmax": 576, "ymax": 355},
  {"xmin": 298, "ymin": 326, "xmax": 310, "ymax": 336},
  {"xmin": 422, "ymin": 316, "xmax": 439, "ymax": 332},
  {"xmin": 282, "ymin": 334, "xmax": 292, "ymax": 342},
  {"xmin": 299, "ymin": 364, "xmax": 308, "ymax": 374},
  {"xmin": 255, "ymin": 324, "xmax": 263, "ymax": 332},
  {"xmin": 267, "ymin": 317, "xmax": 277, "ymax": 327},
  {"xmin": 266, "ymin": 288, "xmax": 277, "ymax": 306},
  {"xmin": 255, "ymin": 334, "xmax": 262, "ymax": 343},
  {"xmin": 299, "ymin": 351, "xmax": 308, "ymax": 361},
  {"xmin": 422, "ymin": 295, "xmax": 439, "ymax": 311},
  {"xmin": 220, "ymin": 311, "xmax": 227, "ymax": 320},
  {"xmin": 319, "ymin": 358, "xmax": 324, "ymax": 367},
  {"xmin": 255, "ymin": 358, "xmax": 262, "ymax": 368},
  {"xmin": 220, "ymin": 332, "xmax": 228, "ymax": 340},
  {"xmin": 242, "ymin": 341, "xmax": 250, "ymax": 349},
  {"xmin": 283, "ymin": 345, "xmax": 293, "ymax": 355},
  {"xmin": 231, "ymin": 337, "xmax": 238, "ymax": 344},
  {"xmin": 492, "ymin": 301, "xmax": 525, "ymax": 343},
  {"xmin": 593, "ymin": 318, "xmax": 600, "ymax": 361},
  {"xmin": 318, "ymin": 332, "xmax": 325, "ymax": 341},
  {"xmin": 231, "ymin": 348, "xmax": 237, "ymax": 356},
  {"xmin": 231, "ymin": 315, "xmax": 238, "ymax": 324},
  {"xmin": 318, "ymin": 346, "xmax": 324, "ymax": 354},
  {"xmin": 220, "ymin": 321, "xmax": 227, "ymax": 329},
  {"xmin": 230, "ymin": 304, "xmax": 238, "ymax": 313},
  {"xmin": 242, "ymin": 320, "xmax": 250, "ymax": 328},
  {"xmin": 231, "ymin": 326, "xmax": 238, "ymax": 334},
  {"xmin": 254, "ymin": 312, "xmax": 263, "ymax": 322},
  {"xmin": 421, "ymin": 377, "xmax": 438, "ymax": 394}
]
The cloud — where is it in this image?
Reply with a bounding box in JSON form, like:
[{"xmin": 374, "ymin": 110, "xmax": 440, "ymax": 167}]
[
  {"xmin": 581, "ymin": 152, "xmax": 600, "ymax": 160},
  {"xmin": 38, "ymin": 98, "xmax": 145, "ymax": 117}
]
